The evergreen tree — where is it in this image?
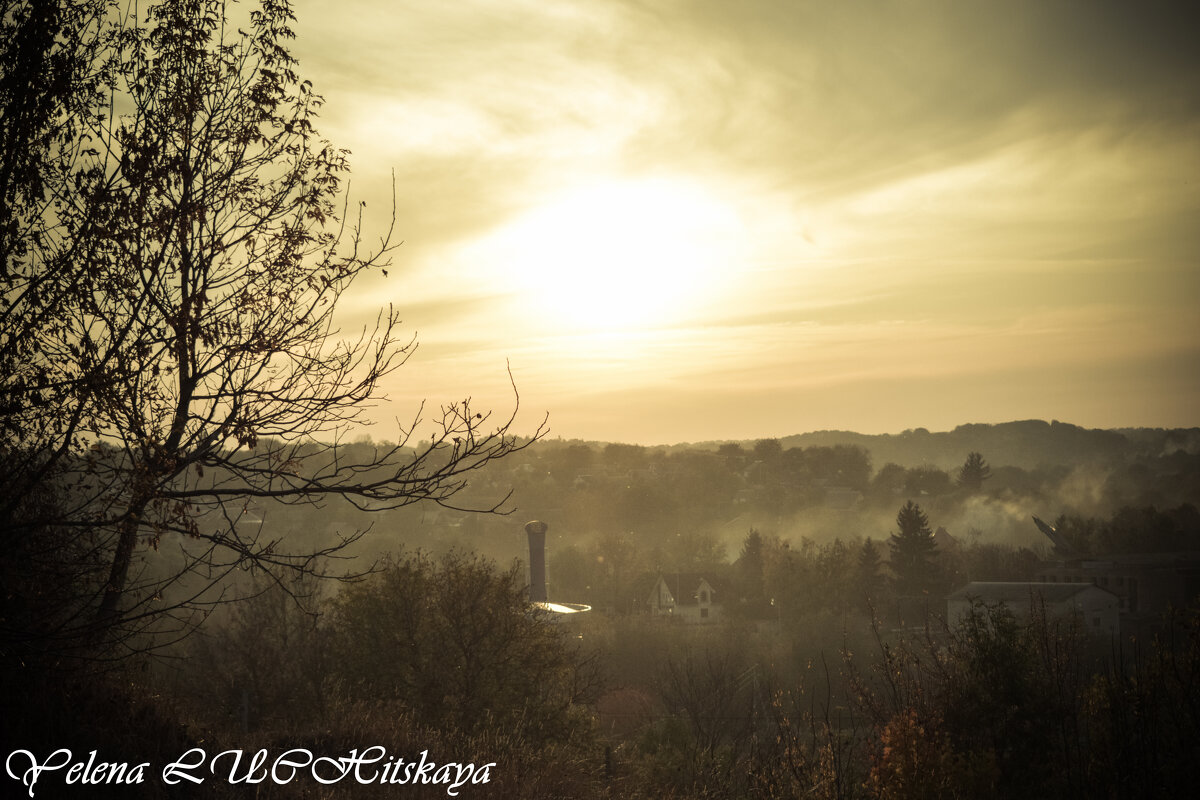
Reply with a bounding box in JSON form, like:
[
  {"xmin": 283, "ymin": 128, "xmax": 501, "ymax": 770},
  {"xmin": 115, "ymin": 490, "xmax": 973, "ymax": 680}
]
[
  {"xmin": 957, "ymin": 451, "xmax": 992, "ymax": 492},
  {"xmin": 888, "ymin": 501, "xmax": 938, "ymax": 595},
  {"xmin": 735, "ymin": 529, "xmax": 768, "ymax": 617},
  {"xmin": 857, "ymin": 537, "xmax": 884, "ymax": 610}
]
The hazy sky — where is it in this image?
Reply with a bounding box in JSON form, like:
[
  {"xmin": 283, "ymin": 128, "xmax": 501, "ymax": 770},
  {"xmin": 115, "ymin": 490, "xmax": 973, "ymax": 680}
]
[{"xmin": 290, "ymin": 0, "xmax": 1199, "ymax": 444}]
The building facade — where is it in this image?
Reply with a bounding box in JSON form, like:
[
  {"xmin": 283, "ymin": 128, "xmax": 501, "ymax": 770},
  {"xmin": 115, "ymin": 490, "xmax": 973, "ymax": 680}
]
[
  {"xmin": 647, "ymin": 573, "xmax": 723, "ymax": 624},
  {"xmin": 946, "ymin": 581, "xmax": 1120, "ymax": 637}
]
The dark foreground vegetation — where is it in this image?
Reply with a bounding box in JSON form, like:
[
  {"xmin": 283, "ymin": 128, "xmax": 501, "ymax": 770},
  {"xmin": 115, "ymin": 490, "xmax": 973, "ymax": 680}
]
[
  {"xmin": 5, "ymin": 429, "xmax": 1200, "ymax": 797},
  {"xmin": 4, "ymin": 544, "xmax": 1199, "ymax": 799}
]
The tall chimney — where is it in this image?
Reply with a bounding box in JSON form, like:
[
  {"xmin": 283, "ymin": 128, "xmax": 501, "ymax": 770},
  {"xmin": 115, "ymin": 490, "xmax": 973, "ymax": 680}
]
[{"xmin": 525, "ymin": 520, "xmax": 548, "ymax": 603}]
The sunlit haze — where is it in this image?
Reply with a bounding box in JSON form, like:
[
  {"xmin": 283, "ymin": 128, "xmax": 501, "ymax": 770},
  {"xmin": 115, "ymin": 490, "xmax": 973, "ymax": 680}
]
[{"xmin": 294, "ymin": 0, "xmax": 1200, "ymax": 444}]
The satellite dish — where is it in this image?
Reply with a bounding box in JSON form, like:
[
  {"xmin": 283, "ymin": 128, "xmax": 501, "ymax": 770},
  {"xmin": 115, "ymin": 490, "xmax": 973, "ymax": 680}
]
[
  {"xmin": 1033, "ymin": 515, "xmax": 1075, "ymax": 555},
  {"xmin": 531, "ymin": 601, "xmax": 592, "ymax": 615}
]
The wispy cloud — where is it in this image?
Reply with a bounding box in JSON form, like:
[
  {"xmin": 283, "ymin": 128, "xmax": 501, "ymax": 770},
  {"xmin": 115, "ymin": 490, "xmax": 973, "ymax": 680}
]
[{"xmin": 294, "ymin": 0, "xmax": 1200, "ymax": 441}]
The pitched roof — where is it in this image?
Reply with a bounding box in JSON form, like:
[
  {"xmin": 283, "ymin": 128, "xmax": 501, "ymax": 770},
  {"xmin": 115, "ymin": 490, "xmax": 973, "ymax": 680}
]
[
  {"xmin": 1054, "ymin": 552, "xmax": 1200, "ymax": 568},
  {"xmin": 946, "ymin": 581, "xmax": 1111, "ymax": 604},
  {"xmin": 655, "ymin": 573, "xmax": 723, "ymax": 605}
]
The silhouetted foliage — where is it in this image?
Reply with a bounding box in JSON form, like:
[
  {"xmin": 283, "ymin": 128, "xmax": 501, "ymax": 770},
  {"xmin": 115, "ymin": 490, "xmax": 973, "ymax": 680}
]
[
  {"xmin": 870, "ymin": 462, "xmax": 908, "ymax": 504},
  {"xmin": 957, "ymin": 451, "xmax": 992, "ymax": 492},
  {"xmin": 641, "ymin": 634, "xmax": 761, "ymax": 797},
  {"xmin": 0, "ymin": 0, "xmax": 539, "ymax": 663},
  {"xmin": 1055, "ymin": 504, "xmax": 1200, "ymax": 556},
  {"xmin": 903, "ymin": 465, "xmax": 953, "ymax": 497},
  {"xmin": 331, "ymin": 551, "xmax": 599, "ymax": 743},
  {"xmin": 733, "ymin": 529, "xmax": 769, "ymax": 617},
  {"xmin": 888, "ymin": 501, "xmax": 939, "ymax": 596},
  {"xmin": 753, "ymin": 438, "xmax": 783, "ymax": 463},
  {"xmin": 857, "ymin": 537, "xmax": 885, "ymax": 611}
]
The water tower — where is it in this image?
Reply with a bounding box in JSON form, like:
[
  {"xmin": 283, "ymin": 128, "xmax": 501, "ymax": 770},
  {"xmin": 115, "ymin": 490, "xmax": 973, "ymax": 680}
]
[{"xmin": 524, "ymin": 520, "xmax": 590, "ymax": 615}]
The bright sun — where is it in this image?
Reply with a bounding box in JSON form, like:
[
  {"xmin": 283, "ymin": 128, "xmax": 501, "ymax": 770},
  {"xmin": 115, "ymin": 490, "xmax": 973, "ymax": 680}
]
[{"xmin": 488, "ymin": 178, "xmax": 741, "ymax": 332}]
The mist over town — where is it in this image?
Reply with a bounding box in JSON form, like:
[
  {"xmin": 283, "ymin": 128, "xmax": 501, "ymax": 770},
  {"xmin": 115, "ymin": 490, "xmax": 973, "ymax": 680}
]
[{"xmin": 3, "ymin": 1, "xmax": 1199, "ymax": 797}]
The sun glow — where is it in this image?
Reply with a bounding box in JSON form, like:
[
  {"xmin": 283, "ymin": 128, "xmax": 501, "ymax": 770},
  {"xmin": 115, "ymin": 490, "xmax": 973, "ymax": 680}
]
[{"xmin": 486, "ymin": 178, "xmax": 742, "ymax": 332}]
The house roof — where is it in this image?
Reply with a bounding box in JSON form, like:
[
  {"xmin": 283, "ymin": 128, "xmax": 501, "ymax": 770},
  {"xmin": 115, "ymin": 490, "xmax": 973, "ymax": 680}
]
[
  {"xmin": 654, "ymin": 573, "xmax": 723, "ymax": 605},
  {"xmin": 933, "ymin": 526, "xmax": 959, "ymax": 550},
  {"xmin": 946, "ymin": 581, "xmax": 1113, "ymax": 604},
  {"xmin": 1050, "ymin": 552, "xmax": 1200, "ymax": 569}
]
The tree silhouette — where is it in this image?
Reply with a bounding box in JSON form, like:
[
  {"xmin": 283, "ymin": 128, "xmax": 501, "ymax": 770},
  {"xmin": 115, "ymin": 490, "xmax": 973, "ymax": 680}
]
[
  {"xmin": 752, "ymin": 438, "xmax": 783, "ymax": 463},
  {"xmin": 888, "ymin": 501, "xmax": 938, "ymax": 596},
  {"xmin": 957, "ymin": 451, "xmax": 992, "ymax": 492},
  {"xmin": 735, "ymin": 529, "xmax": 767, "ymax": 616},
  {"xmin": 331, "ymin": 552, "xmax": 598, "ymax": 741},
  {"xmin": 0, "ymin": 0, "xmax": 541, "ymax": 662},
  {"xmin": 857, "ymin": 537, "xmax": 884, "ymax": 610},
  {"xmin": 904, "ymin": 465, "xmax": 952, "ymax": 497}
]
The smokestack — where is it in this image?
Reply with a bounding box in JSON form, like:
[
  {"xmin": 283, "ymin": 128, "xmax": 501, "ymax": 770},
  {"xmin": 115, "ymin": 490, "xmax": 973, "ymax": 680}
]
[{"xmin": 525, "ymin": 520, "xmax": 548, "ymax": 603}]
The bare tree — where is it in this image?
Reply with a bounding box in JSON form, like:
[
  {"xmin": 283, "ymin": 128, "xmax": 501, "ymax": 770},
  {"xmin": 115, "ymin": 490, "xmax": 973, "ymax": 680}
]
[
  {"xmin": 0, "ymin": 0, "xmax": 543, "ymax": 662},
  {"xmin": 657, "ymin": 641, "xmax": 760, "ymax": 792}
]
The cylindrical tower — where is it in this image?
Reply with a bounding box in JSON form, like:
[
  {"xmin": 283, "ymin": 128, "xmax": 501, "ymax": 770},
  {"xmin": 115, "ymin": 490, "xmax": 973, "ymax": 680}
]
[{"xmin": 524, "ymin": 520, "xmax": 549, "ymax": 603}]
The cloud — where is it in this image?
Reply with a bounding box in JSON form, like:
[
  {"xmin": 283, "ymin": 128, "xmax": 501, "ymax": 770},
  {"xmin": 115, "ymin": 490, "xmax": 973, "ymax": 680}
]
[{"xmin": 289, "ymin": 0, "xmax": 1200, "ymax": 441}]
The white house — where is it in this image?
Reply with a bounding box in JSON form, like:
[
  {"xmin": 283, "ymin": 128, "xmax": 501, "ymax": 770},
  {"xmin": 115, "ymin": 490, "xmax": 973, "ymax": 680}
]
[
  {"xmin": 647, "ymin": 573, "xmax": 723, "ymax": 624},
  {"xmin": 946, "ymin": 581, "xmax": 1119, "ymax": 637}
]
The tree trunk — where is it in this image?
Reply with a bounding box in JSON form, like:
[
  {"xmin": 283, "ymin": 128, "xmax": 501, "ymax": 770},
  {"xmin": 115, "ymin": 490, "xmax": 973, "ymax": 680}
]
[{"xmin": 96, "ymin": 514, "xmax": 140, "ymax": 624}]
